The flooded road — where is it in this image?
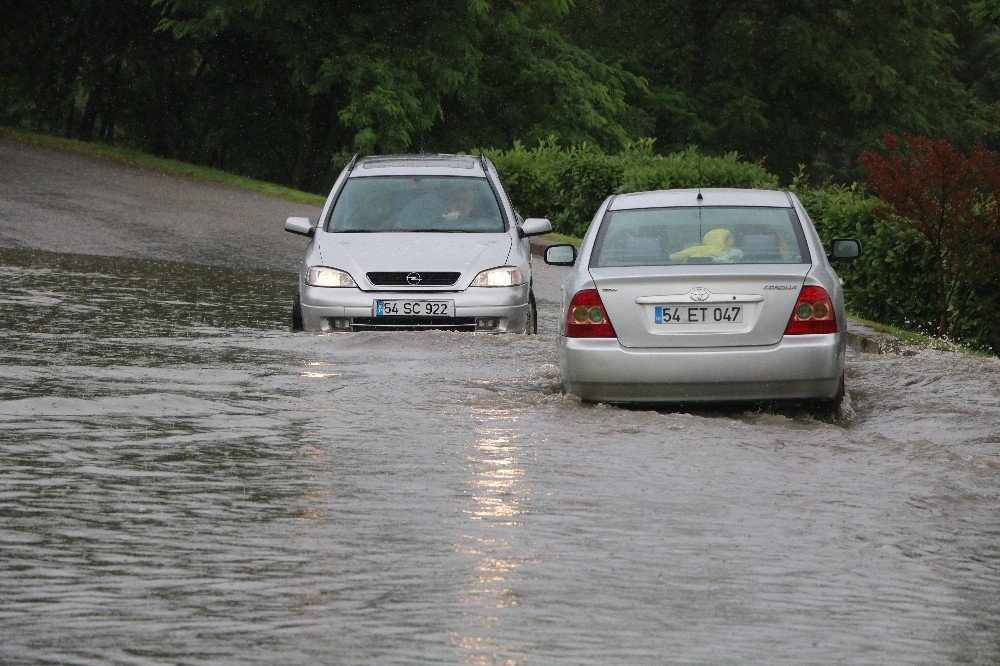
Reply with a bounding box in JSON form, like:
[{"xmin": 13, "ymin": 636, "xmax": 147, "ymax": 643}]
[
  {"xmin": 1, "ymin": 247, "xmax": 998, "ymax": 664},
  {"xmin": 2, "ymin": 138, "xmax": 999, "ymax": 663}
]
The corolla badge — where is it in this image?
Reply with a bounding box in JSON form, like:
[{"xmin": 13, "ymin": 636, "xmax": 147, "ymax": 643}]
[
  {"xmin": 689, "ymin": 287, "xmax": 711, "ymax": 301},
  {"xmin": 406, "ymin": 272, "xmax": 423, "ymax": 285}
]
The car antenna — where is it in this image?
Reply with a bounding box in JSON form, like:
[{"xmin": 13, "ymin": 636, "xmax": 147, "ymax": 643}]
[
  {"xmin": 696, "ymin": 150, "xmax": 703, "ymax": 201},
  {"xmin": 478, "ymin": 149, "xmax": 489, "ymax": 172}
]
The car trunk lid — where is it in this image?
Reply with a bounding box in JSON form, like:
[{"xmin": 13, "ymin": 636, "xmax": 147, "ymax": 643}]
[{"xmin": 589, "ymin": 265, "xmax": 809, "ymax": 348}]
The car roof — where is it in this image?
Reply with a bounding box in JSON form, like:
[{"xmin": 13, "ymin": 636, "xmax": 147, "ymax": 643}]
[
  {"xmin": 610, "ymin": 188, "xmax": 792, "ymax": 210},
  {"xmin": 352, "ymin": 154, "xmax": 487, "ymax": 178}
]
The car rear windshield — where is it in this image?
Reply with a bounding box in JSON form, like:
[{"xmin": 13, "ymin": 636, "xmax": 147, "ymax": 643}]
[
  {"xmin": 591, "ymin": 206, "xmax": 810, "ymax": 267},
  {"xmin": 328, "ymin": 176, "xmax": 505, "ymax": 233}
]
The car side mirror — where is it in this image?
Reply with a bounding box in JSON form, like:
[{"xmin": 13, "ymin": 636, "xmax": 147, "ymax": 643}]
[
  {"xmin": 544, "ymin": 244, "xmax": 576, "ymax": 266},
  {"xmin": 285, "ymin": 216, "xmax": 315, "ymax": 237},
  {"xmin": 829, "ymin": 238, "xmax": 861, "ymax": 261},
  {"xmin": 518, "ymin": 217, "xmax": 552, "ymax": 238}
]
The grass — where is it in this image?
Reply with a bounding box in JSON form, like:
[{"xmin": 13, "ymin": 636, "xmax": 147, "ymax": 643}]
[
  {"xmin": 848, "ymin": 313, "xmax": 989, "ymax": 356},
  {"xmin": 1, "ymin": 127, "xmax": 327, "ymax": 207},
  {"xmin": 542, "ymin": 231, "xmax": 582, "ymax": 246}
]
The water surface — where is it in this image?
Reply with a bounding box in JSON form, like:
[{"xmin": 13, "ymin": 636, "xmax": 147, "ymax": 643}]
[{"xmin": 1, "ymin": 248, "xmax": 997, "ymax": 663}]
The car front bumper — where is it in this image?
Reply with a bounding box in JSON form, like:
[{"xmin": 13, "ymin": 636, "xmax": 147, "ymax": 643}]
[
  {"xmin": 300, "ymin": 283, "xmax": 531, "ymax": 333},
  {"xmin": 558, "ymin": 333, "xmax": 846, "ymax": 403}
]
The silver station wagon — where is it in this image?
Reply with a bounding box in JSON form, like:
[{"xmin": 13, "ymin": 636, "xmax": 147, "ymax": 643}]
[
  {"xmin": 285, "ymin": 154, "xmax": 551, "ymax": 333},
  {"xmin": 544, "ymin": 188, "xmax": 861, "ymax": 411}
]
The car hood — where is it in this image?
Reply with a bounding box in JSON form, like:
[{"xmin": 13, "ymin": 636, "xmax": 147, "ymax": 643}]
[{"xmin": 318, "ymin": 232, "xmax": 513, "ymax": 288}]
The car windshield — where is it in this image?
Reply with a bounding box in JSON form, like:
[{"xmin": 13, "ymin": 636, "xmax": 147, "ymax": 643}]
[
  {"xmin": 591, "ymin": 206, "xmax": 810, "ymax": 267},
  {"xmin": 328, "ymin": 176, "xmax": 505, "ymax": 233}
]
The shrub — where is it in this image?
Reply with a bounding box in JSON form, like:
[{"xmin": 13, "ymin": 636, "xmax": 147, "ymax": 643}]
[
  {"xmin": 486, "ymin": 138, "xmax": 778, "ymax": 237},
  {"xmin": 861, "ymin": 134, "xmax": 1000, "ymax": 342},
  {"xmin": 796, "ymin": 184, "xmax": 939, "ymax": 334}
]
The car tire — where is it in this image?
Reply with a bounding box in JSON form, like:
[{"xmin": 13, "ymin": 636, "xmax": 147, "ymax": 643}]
[
  {"xmin": 291, "ymin": 290, "xmax": 304, "ymax": 332},
  {"xmin": 810, "ymin": 374, "xmax": 845, "ymax": 418},
  {"xmin": 525, "ymin": 293, "xmax": 538, "ymax": 334}
]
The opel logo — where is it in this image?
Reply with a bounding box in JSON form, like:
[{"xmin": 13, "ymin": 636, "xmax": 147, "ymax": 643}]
[
  {"xmin": 689, "ymin": 287, "xmax": 710, "ymax": 301},
  {"xmin": 406, "ymin": 272, "xmax": 422, "ymax": 285}
]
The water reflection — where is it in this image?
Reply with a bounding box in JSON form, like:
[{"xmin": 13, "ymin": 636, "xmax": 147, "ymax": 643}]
[{"xmin": 452, "ymin": 405, "xmax": 534, "ymax": 663}]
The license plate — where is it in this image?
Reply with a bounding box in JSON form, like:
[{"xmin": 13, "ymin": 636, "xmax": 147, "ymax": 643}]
[
  {"xmin": 655, "ymin": 305, "xmax": 743, "ymax": 324},
  {"xmin": 376, "ymin": 300, "xmax": 455, "ymax": 317}
]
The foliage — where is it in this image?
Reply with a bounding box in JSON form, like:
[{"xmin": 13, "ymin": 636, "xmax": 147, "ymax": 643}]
[
  {"xmin": 794, "ymin": 184, "xmax": 939, "ymax": 333},
  {"xmin": 1, "ymin": 1, "xmax": 996, "ymax": 189},
  {"xmin": 861, "ymin": 133, "xmax": 1000, "ymax": 341},
  {"xmin": 564, "ymin": 0, "xmax": 997, "ymax": 181},
  {"xmin": 486, "ymin": 139, "xmax": 777, "ymax": 236}
]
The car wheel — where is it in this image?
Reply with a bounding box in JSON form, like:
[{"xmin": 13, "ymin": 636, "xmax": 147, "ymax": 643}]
[
  {"xmin": 525, "ymin": 293, "xmax": 538, "ymax": 334},
  {"xmin": 291, "ymin": 290, "xmax": 304, "ymax": 332},
  {"xmin": 810, "ymin": 374, "xmax": 845, "ymax": 419}
]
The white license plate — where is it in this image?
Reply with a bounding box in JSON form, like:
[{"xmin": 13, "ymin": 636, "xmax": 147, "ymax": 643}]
[
  {"xmin": 655, "ymin": 305, "xmax": 743, "ymax": 324},
  {"xmin": 376, "ymin": 300, "xmax": 455, "ymax": 317}
]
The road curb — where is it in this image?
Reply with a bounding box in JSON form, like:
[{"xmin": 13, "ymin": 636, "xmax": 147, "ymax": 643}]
[{"xmin": 529, "ymin": 236, "xmax": 563, "ymax": 257}]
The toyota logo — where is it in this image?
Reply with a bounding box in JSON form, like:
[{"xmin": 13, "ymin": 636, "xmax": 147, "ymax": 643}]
[
  {"xmin": 406, "ymin": 272, "xmax": 422, "ymax": 285},
  {"xmin": 689, "ymin": 287, "xmax": 710, "ymax": 301}
]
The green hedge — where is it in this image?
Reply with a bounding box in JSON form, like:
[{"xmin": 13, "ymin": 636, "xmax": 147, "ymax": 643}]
[
  {"xmin": 799, "ymin": 184, "xmax": 997, "ymax": 352},
  {"xmin": 486, "ymin": 139, "xmax": 778, "ymax": 237}
]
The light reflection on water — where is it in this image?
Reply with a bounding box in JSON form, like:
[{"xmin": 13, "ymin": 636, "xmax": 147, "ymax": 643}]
[
  {"xmin": 449, "ymin": 405, "xmax": 533, "ymax": 663},
  {"xmin": 0, "ymin": 248, "xmax": 998, "ymax": 664}
]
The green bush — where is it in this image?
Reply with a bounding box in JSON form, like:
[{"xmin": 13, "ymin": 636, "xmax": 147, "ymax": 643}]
[
  {"xmin": 798, "ymin": 183, "xmax": 996, "ymax": 352},
  {"xmin": 486, "ymin": 138, "xmax": 777, "ymax": 237}
]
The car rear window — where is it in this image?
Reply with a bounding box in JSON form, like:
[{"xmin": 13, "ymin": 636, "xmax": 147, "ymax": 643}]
[
  {"xmin": 591, "ymin": 206, "xmax": 810, "ymax": 267},
  {"xmin": 328, "ymin": 176, "xmax": 505, "ymax": 233}
]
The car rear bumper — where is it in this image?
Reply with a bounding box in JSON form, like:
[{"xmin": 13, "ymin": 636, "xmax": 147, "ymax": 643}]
[
  {"xmin": 558, "ymin": 333, "xmax": 846, "ymax": 403},
  {"xmin": 300, "ymin": 283, "xmax": 531, "ymax": 332}
]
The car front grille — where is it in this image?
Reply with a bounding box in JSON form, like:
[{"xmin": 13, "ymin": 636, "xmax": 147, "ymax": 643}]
[
  {"xmin": 366, "ymin": 272, "xmax": 461, "ymax": 287},
  {"xmin": 350, "ymin": 316, "xmax": 477, "ymax": 331}
]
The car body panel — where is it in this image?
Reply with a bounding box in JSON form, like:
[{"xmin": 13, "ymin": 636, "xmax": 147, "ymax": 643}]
[
  {"xmin": 316, "ymin": 233, "xmax": 512, "ymax": 291},
  {"xmin": 559, "ymin": 334, "xmax": 845, "ymax": 402},
  {"xmin": 554, "ymin": 188, "xmax": 851, "ymax": 403},
  {"xmin": 589, "ymin": 265, "xmax": 809, "ymax": 348}
]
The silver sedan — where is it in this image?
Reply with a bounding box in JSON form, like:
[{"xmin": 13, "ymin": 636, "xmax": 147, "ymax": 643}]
[
  {"xmin": 285, "ymin": 154, "xmax": 551, "ymax": 333},
  {"xmin": 545, "ymin": 188, "xmax": 861, "ymax": 411}
]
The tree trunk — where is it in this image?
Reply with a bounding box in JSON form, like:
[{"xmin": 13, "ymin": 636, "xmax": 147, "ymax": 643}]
[
  {"xmin": 291, "ymin": 95, "xmax": 317, "ymax": 190},
  {"xmin": 291, "ymin": 93, "xmax": 333, "ymax": 191}
]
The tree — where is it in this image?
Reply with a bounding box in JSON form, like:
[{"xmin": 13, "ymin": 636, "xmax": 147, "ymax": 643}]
[
  {"xmin": 565, "ymin": 0, "xmax": 992, "ymax": 180},
  {"xmin": 861, "ymin": 133, "xmax": 1000, "ymax": 338}
]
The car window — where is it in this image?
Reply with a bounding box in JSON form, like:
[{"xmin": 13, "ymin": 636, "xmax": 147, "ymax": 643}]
[
  {"xmin": 328, "ymin": 176, "xmax": 505, "ymax": 233},
  {"xmin": 591, "ymin": 206, "xmax": 810, "ymax": 267}
]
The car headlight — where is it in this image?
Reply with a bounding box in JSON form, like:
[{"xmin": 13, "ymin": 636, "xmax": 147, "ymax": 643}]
[
  {"xmin": 471, "ymin": 266, "xmax": 522, "ymax": 287},
  {"xmin": 306, "ymin": 267, "xmax": 357, "ymax": 288}
]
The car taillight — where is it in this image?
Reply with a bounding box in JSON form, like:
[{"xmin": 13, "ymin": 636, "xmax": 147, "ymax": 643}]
[
  {"xmin": 566, "ymin": 289, "xmax": 617, "ymax": 338},
  {"xmin": 784, "ymin": 286, "xmax": 838, "ymax": 334}
]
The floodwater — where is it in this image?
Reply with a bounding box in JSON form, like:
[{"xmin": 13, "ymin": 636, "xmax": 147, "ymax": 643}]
[{"xmin": 1, "ymin": 247, "xmax": 998, "ymax": 664}]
